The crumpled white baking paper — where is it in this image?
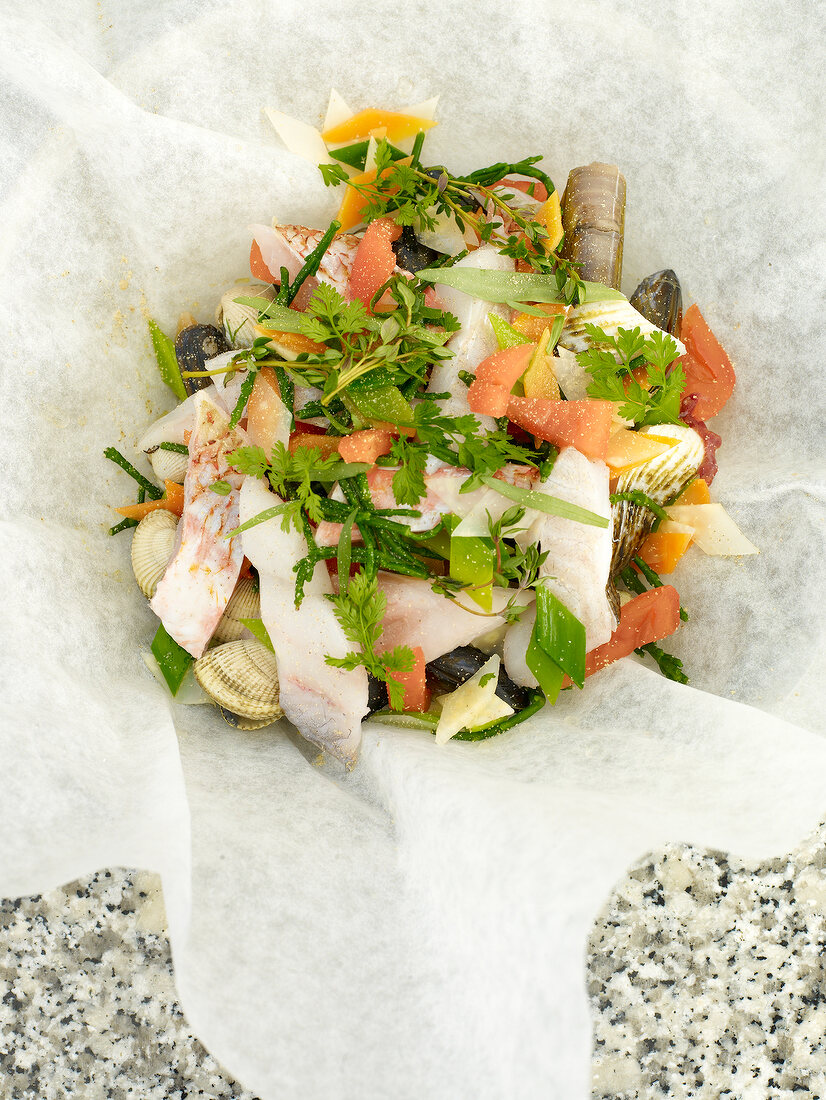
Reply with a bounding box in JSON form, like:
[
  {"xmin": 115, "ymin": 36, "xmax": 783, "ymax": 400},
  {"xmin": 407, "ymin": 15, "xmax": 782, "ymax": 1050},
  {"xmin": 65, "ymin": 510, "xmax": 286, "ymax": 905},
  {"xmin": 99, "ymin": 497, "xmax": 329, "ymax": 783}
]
[{"xmin": 1, "ymin": 3, "xmax": 824, "ymax": 1096}]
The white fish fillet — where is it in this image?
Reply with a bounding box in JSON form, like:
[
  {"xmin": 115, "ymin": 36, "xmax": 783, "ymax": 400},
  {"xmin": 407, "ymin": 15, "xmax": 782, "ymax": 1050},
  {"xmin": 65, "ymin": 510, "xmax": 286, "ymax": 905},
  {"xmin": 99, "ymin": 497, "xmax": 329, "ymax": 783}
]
[
  {"xmin": 376, "ymin": 573, "xmax": 513, "ymax": 664},
  {"xmin": 426, "ymin": 245, "xmax": 515, "ymax": 430},
  {"xmin": 150, "ymin": 393, "xmax": 248, "ymax": 658},
  {"xmin": 137, "ymin": 354, "xmax": 247, "ymax": 455},
  {"xmin": 516, "ymin": 446, "xmax": 615, "ymax": 654},
  {"xmin": 239, "ymin": 477, "xmax": 368, "ymax": 765}
]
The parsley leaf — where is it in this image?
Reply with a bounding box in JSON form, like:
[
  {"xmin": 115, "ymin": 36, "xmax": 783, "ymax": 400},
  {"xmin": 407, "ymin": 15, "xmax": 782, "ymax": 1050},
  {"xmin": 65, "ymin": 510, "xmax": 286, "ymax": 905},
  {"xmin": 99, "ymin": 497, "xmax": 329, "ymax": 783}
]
[
  {"xmin": 324, "ymin": 571, "xmax": 415, "ymax": 710},
  {"xmin": 578, "ymin": 325, "xmax": 685, "ymax": 426}
]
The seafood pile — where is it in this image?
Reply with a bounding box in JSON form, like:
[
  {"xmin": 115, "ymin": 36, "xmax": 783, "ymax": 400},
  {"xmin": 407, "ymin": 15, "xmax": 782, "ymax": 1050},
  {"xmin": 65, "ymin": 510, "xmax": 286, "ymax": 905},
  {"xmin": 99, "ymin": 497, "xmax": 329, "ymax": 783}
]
[{"xmin": 107, "ymin": 98, "xmax": 757, "ymax": 766}]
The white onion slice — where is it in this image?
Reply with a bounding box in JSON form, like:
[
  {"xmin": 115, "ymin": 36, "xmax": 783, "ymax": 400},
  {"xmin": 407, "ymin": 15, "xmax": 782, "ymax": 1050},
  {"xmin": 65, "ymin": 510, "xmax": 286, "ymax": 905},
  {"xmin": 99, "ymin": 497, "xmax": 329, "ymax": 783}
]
[{"xmin": 263, "ymin": 107, "xmax": 328, "ymax": 165}]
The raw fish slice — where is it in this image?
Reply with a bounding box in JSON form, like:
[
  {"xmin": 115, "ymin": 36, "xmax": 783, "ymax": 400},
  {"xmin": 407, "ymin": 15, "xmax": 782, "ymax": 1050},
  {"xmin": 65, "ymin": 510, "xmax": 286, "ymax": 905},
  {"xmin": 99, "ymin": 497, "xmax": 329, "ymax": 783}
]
[
  {"xmin": 426, "ymin": 245, "xmax": 515, "ymax": 430},
  {"xmin": 239, "ymin": 477, "xmax": 368, "ymax": 765},
  {"xmin": 249, "ymin": 223, "xmax": 362, "ymax": 305},
  {"xmin": 150, "ymin": 393, "xmax": 248, "ymax": 658},
  {"xmin": 517, "ymin": 446, "xmax": 614, "ymax": 652},
  {"xmin": 376, "ymin": 573, "xmax": 512, "ymax": 663},
  {"xmin": 137, "ymin": 357, "xmax": 248, "ymax": 454}
]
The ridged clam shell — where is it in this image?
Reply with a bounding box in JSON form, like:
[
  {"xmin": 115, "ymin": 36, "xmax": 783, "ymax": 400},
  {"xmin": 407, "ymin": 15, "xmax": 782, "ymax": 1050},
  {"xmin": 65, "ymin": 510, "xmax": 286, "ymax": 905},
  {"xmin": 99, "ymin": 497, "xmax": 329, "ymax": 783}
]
[
  {"xmin": 212, "ymin": 577, "xmax": 261, "ymax": 644},
  {"xmin": 611, "ymin": 424, "xmax": 705, "ymax": 577},
  {"xmin": 219, "ymin": 706, "xmax": 275, "ymax": 731},
  {"xmin": 560, "ymin": 297, "xmax": 686, "ymax": 357},
  {"xmin": 216, "ymin": 281, "xmax": 275, "ymax": 348},
  {"xmin": 131, "ymin": 510, "xmax": 178, "ymax": 598},
  {"xmin": 148, "ymin": 446, "xmax": 189, "ymax": 484},
  {"xmin": 193, "ymin": 639, "xmax": 282, "ymax": 722}
]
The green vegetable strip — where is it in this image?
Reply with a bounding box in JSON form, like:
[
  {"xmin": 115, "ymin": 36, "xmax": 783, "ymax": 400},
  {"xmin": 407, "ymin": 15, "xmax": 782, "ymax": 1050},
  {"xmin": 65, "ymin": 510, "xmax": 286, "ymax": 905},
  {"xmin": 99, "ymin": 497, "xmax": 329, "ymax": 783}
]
[
  {"xmin": 462, "ymin": 158, "xmax": 556, "ymax": 199},
  {"xmin": 337, "ymin": 510, "xmax": 358, "ymax": 593},
  {"xmin": 632, "ymin": 555, "xmax": 689, "ymax": 622},
  {"xmin": 488, "ymin": 312, "xmax": 532, "ymax": 350},
  {"xmin": 148, "ymin": 319, "xmax": 187, "ymax": 401},
  {"xmin": 329, "ymin": 141, "xmax": 407, "ymax": 170},
  {"xmin": 534, "ymin": 584, "xmax": 586, "ymax": 689},
  {"xmin": 416, "ymin": 267, "xmax": 625, "ymax": 306},
  {"xmin": 159, "ymin": 441, "xmax": 189, "ymax": 454},
  {"xmin": 526, "ymin": 632, "xmax": 565, "ymax": 704},
  {"xmin": 409, "ymin": 130, "xmax": 426, "ymax": 166},
  {"xmin": 137, "ymin": 486, "xmax": 146, "ymax": 504},
  {"xmin": 229, "ymin": 369, "xmax": 258, "ymax": 430},
  {"xmin": 150, "ymin": 623, "xmax": 193, "ymax": 696},
  {"xmin": 238, "ymin": 618, "xmax": 275, "ymax": 653},
  {"xmin": 481, "ymin": 475, "xmax": 609, "ymax": 528},
  {"xmin": 609, "ymin": 491, "xmax": 669, "ymax": 522},
  {"xmin": 635, "ymin": 641, "xmax": 689, "ymax": 685},
  {"xmin": 274, "ymin": 366, "xmax": 294, "ymax": 421},
  {"xmin": 109, "ymin": 517, "xmax": 139, "ymax": 535},
  {"xmin": 285, "ymin": 220, "xmax": 340, "ymax": 306},
  {"xmin": 104, "ymin": 447, "xmax": 163, "ymax": 499},
  {"xmin": 454, "ymin": 688, "xmax": 546, "ymax": 741}
]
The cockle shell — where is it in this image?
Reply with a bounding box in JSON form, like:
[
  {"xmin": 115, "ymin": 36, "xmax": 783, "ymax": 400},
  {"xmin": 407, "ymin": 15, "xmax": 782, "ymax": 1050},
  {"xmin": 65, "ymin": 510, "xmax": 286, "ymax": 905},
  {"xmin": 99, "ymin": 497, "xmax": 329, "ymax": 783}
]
[
  {"xmin": 560, "ymin": 297, "xmax": 686, "ymax": 357},
  {"xmin": 212, "ymin": 577, "xmax": 261, "ymax": 645},
  {"xmin": 130, "ymin": 509, "xmax": 178, "ymax": 598},
  {"xmin": 193, "ymin": 639, "xmax": 282, "ymax": 723},
  {"xmin": 610, "ymin": 423, "xmax": 705, "ymax": 577},
  {"xmin": 148, "ymin": 446, "xmax": 188, "ymax": 484},
  {"xmin": 216, "ymin": 281, "xmax": 275, "ymax": 348}
]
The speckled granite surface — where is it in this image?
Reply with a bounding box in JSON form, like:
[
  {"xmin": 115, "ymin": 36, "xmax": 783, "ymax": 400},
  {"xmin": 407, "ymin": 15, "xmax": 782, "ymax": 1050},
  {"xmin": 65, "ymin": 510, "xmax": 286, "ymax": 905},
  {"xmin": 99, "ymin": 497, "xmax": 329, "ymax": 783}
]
[{"xmin": 2, "ymin": 830, "xmax": 826, "ymax": 1099}]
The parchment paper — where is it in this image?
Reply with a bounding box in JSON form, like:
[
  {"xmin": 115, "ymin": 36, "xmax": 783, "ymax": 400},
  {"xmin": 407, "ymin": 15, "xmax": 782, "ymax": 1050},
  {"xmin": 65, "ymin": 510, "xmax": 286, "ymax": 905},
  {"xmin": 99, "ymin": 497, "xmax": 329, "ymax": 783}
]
[{"xmin": 2, "ymin": 2, "xmax": 825, "ymax": 1096}]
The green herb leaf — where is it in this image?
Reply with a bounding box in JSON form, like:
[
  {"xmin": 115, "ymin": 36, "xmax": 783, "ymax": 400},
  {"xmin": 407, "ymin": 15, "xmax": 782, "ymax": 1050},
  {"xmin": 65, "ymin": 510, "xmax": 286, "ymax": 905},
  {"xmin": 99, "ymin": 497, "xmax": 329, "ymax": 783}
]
[
  {"xmin": 418, "ymin": 267, "xmax": 625, "ymax": 306},
  {"xmin": 578, "ymin": 325, "xmax": 685, "ymax": 427},
  {"xmin": 150, "ymin": 623, "xmax": 193, "ymax": 697},
  {"xmin": 480, "ymin": 475, "xmax": 609, "ymax": 528},
  {"xmin": 210, "ymin": 480, "xmax": 232, "ymax": 495},
  {"xmin": 488, "ymin": 313, "xmax": 532, "ymax": 350}
]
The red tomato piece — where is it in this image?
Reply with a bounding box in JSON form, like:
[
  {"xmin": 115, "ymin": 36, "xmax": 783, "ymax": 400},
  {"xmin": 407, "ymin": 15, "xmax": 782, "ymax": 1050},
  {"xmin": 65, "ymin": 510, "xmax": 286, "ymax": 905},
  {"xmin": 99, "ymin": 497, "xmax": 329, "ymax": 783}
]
[
  {"xmin": 346, "ymin": 217, "xmax": 402, "ymax": 310},
  {"xmin": 678, "ymin": 304, "xmax": 736, "ymax": 420},
  {"xmin": 495, "ymin": 176, "xmax": 549, "ymax": 203},
  {"xmin": 468, "ymin": 380, "xmax": 510, "ymax": 417},
  {"xmin": 387, "ymin": 645, "xmax": 430, "ymax": 712},
  {"xmin": 249, "ymin": 239, "xmax": 276, "ymax": 282},
  {"xmin": 506, "ymin": 396, "xmax": 614, "ymax": 460},
  {"xmin": 586, "ymin": 587, "xmax": 681, "ymax": 678},
  {"xmin": 337, "ymin": 429, "xmax": 394, "ymax": 465},
  {"xmin": 475, "ymin": 343, "xmax": 536, "ymax": 387}
]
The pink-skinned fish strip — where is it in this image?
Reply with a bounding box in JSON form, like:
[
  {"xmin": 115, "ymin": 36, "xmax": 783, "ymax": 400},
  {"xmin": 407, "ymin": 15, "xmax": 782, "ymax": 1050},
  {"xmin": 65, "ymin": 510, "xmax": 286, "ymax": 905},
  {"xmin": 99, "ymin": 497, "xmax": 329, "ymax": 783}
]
[{"xmin": 150, "ymin": 392, "xmax": 248, "ymax": 658}]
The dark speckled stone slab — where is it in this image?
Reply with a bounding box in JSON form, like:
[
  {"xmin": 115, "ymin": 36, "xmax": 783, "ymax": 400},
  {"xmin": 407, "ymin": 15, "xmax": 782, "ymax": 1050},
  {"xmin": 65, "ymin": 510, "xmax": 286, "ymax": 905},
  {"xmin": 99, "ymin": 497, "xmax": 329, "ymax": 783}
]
[{"xmin": 2, "ymin": 829, "xmax": 826, "ymax": 1098}]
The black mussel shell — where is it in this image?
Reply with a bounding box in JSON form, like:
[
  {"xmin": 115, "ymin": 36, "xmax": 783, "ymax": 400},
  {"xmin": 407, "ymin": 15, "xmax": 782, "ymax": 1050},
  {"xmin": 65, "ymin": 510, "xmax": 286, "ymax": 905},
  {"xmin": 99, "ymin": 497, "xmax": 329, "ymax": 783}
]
[
  {"xmin": 423, "ymin": 167, "xmax": 476, "ymax": 211},
  {"xmin": 391, "ymin": 224, "xmax": 440, "ymax": 274},
  {"xmin": 176, "ymin": 323, "xmax": 231, "ymax": 396},
  {"xmin": 366, "ymin": 674, "xmax": 389, "ymax": 716},
  {"xmin": 630, "ymin": 269, "xmax": 683, "ymax": 336},
  {"xmin": 426, "ymin": 645, "xmax": 530, "ymax": 711}
]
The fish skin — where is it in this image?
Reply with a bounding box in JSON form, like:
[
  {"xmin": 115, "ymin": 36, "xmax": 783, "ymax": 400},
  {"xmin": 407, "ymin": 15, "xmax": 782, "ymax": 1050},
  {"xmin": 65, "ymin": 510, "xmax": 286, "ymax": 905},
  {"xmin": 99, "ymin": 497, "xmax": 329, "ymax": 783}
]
[
  {"xmin": 249, "ymin": 223, "xmax": 362, "ymax": 308},
  {"xmin": 426, "ymin": 244, "xmax": 515, "ymax": 431},
  {"xmin": 376, "ymin": 573, "xmax": 513, "ymax": 664},
  {"xmin": 239, "ymin": 477, "xmax": 368, "ymax": 765},
  {"xmin": 150, "ymin": 393, "xmax": 247, "ymax": 658},
  {"xmin": 516, "ymin": 446, "xmax": 615, "ymax": 654},
  {"xmin": 314, "ymin": 463, "xmax": 538, "ymax": 547}
]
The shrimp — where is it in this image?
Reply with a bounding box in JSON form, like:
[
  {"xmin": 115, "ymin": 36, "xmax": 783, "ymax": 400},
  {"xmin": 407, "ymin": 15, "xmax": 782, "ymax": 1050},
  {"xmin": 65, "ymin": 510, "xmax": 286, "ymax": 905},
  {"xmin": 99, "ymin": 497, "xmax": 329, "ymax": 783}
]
[
  {"xmin": 249, "ymin": 223, "xmax": 362, "ymax": 307},
  {"xmin": 149, "ymin": 393, "xmax": 247, "ymax": 658}
]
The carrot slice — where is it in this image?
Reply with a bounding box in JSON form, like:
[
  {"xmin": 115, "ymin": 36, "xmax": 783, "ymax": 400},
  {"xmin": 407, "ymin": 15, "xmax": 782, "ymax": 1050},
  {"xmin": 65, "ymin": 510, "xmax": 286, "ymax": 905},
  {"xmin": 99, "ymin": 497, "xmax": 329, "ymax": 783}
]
[
  {"xmin": 288, "ymin": 432, "xmax": 341, "ymax": 458},
  {"xmin": 337, "ymin": 429, "xmax": 394, "ymax": 465},
  {"xmin": 511, "ymin": 303, "xmax": 567, "ymax": 342},
  {"xmin": 117, "ymin": 480, "xmax": 184, "ymax": 519},
  {"xmin": 673, "ymin": 477, "xmax": 711, "ymax": 506},
  {"xmin": 322, "ymin": 110, "xmax": 436, "ymax": 145},
  {"xmin": 335, "ymin": 156, "xmax": 413, "ymax": 232},
  {"xmin": 638, "ymin": 522, "xmax": 694, "ymax": 574}
]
